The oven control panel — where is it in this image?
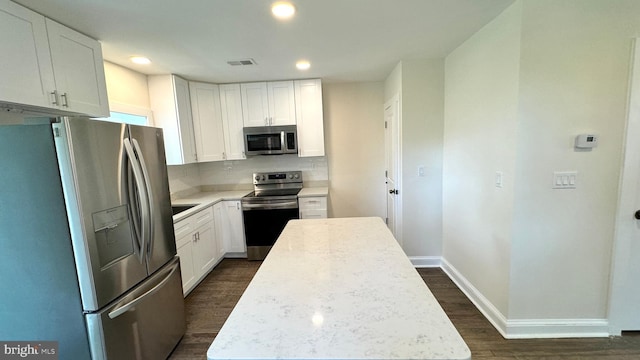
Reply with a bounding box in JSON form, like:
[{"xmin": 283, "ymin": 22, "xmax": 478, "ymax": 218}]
[{"xmin": 253, "ymin": 171, "xmax": 302, "ymax": 185}]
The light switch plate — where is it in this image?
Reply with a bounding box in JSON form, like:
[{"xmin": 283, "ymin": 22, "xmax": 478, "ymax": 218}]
[
  {"xmin": 553, "ymin": 171, "xmax": 577, "ymax": 189},
  {"xmin": 495, "ymin": 171, "xmax": 504, "ymax": 188}
]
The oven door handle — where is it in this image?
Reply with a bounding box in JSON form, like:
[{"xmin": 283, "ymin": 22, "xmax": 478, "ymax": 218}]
[{"xmin": 242, "ymin": 201, "xmax": 299, "ymax": 210}]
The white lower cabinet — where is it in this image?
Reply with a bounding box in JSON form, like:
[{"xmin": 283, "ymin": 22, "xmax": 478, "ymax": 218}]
[
  {"xmin": 221, "ymin": 200, "xmax": 247, "ymax": 255},
  {"xmin": 299, "ymin": 196, "xmax": 328, "ymax": 219},
  {"xmin": 174, "ymin": 206, "xmax": 222, "ymax": 296}
]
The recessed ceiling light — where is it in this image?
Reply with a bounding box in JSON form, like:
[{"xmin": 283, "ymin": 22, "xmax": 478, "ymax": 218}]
[
  {"xmin": 296, "ymin": 60, "xmax": 310, "ymax": 70},
  {"xmin": 130, "ymin": 56, "xmax": 151, "ymax": 65},
  {"xmin": 272, "ymin": 2, "xmax": 295, "ymax": 19}
]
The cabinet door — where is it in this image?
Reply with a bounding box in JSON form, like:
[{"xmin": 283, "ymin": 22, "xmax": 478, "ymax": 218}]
[
  {"xmin": 176, "ymin": 236, "xmax": 195, "ymax": 296},
  {"xmin": 219, "ymin": 84, "xmax": 246, "ymax": 160},
  {"xmin": 0, "ymin": 1, "xmax": 56, "ymax": 109},
  {"xmin": 295, "ymin": 79, "xmax": 325, "ymax": 157},
  {"xmin": 268, "ymin": 81, "xmax": 296, "ymax": 126},
  {"xmin": 213, "ymin": 202, "xmax": 227, "ymax": 260},
  {"xmin": 190, "ymin": 82, "xmax": 225, "ymax": 162},
  {"xmin": 149, "ymin": 75, "xmax": 197, "ymax": 165},
  {"xmin": 241, "ymin": 82, "xmax": 270, "ymax": 127},
  {"xmin": 174, "ymin": 76, "xmax": 197, "ymax": 164},
  {"xmin": 193, "ymin": 221, "xmax": 217, "ymax": 275},
  {"xmin": 223, "ymin": 200, "xmax": 246, "ymax": 253},
  {"xmin": 46, "ymin": 19, "xmax": 109, "ymax": 117}
]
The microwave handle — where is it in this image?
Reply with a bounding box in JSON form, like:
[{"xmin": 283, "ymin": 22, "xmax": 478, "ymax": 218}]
[{"xmin": 281, "ymin": 131, "xmax": 286, "ymax": 150}]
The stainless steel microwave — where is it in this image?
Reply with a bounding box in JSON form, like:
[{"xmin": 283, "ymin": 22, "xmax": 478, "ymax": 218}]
[{"xmin": 243, "ymin": 125, "xmax": 298, "ymax": 155}]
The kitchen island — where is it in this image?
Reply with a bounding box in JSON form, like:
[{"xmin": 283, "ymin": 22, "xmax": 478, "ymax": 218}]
[{"xmin": 207, "ymin": 217, "xmax": 471, "ymax": 360}]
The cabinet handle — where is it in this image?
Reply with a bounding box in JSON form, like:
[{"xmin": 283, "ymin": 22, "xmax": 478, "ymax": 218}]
[
  {"xmin": 60, "ymin": 93, "xmax": 69, "ymax": 107},
  {"xmin": 265, "ymin": 117, "xmax": 269, "ymax": 126},
  {"xmin": 223, "ymin": 152, "xmax": 226, "ymax": 160},
  {"xmin": 50, "ymin": 90, "xmax": 59, "ymax": 106}
]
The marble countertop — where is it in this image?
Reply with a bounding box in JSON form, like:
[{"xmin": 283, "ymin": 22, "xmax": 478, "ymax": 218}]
[
  {"xmin": 171, "ymin": 190, "xmax": 251, "ymax": 222},
  {"xmin": 297, "ymin": 187, "xmax": 328, "ymax": 197},
  {"xmin": 172, "ymin": 187, "xmax": 329, "ymax": 222},
  {"xmin": 207, "ymin": 217, "xmax": 471, "ymax": 360}
]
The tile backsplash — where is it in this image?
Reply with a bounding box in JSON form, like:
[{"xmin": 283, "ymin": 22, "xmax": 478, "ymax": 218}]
[{"xmin": 168, "ymin": 155, "xmax": 328, "ymax": 198}]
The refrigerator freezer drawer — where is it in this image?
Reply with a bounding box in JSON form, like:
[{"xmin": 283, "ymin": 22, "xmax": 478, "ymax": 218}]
[{"xmin": 86, "ymin": 257, "xmax": 186, "ymax": 359}]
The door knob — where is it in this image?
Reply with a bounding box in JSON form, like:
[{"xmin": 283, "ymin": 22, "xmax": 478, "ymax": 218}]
[
  {"xmin": 635, "ymin": 210, "xmax": 640, "ymax": 220},
  {"xmin": 389, "ymin": 189, "xmax": 398, "ymax": 195}
]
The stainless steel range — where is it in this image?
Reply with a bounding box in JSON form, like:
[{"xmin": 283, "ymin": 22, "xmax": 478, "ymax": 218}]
[{"xmin": 242, "ymin": 171, "xmax": 302, "ymax": 260}]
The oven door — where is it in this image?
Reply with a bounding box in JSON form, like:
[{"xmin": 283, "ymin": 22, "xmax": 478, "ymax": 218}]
[{"xmin": 242, "ymin": 199, "xmax": 299, "ymax": 260}]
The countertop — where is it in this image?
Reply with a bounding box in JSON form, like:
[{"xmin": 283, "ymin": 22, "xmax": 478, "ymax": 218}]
[
  {"xmin": 172, "ymin": 187, "xmax": 329, "ymax": 222},
  {"xmin": 171, "ymin": 190, "xmax": 251, "ymax": 222},
  {"xmin": 297, "ymin": 186, "xmax": 328, "ymax": 197},
  {"xmin": 207, "ymin": 217, "xmax": 471, "ymax": 360}
]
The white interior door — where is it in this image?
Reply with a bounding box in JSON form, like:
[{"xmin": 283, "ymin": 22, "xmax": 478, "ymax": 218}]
[
  {"xmin": 610, "ymin": 39, "xmax": 640, "ymax": 333},
  {"xmin": 384, "ymin": 94, "xmax": 401, "ymax": 244}
]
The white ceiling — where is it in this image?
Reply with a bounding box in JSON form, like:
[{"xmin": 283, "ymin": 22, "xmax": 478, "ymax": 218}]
[{"xmin": 13, "ymin": 0, "xmax": 514, "ymax": 83}]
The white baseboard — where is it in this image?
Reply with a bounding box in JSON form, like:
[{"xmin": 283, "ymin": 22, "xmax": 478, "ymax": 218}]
[
  {"xmin": 439, "ymin": 257, "xmax": 610, "ymax": 339},
  {"xmin": 504, "ymin": 319, "xmax": 610, "ymax": 338},
  {"xmin": 409, "ymin": 256, "xmax": 441, "ymax": 268}
]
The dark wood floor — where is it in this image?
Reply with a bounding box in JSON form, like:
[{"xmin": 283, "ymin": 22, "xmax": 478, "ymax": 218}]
[{"xmin": 169, "ymin": 259, "xmax": 640, "ymax": 359}]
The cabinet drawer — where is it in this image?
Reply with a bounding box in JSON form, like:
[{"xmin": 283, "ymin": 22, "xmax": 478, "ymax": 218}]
[
  {"xmin": 300, "ymin": 209, "xmax": 327, "ymax": 219},
  {"xmin": 174, "ymin": 217, "xmax": 195, "ymax": 241},
  {"xmin": 173, "ymin": 206, "xmax": 213, "ymax": 248},
  {"xmin": 193, "ymin": 206, "xmax": 214, "ymax": 228},
  {"xmin": 299, "ymin": 197, "xmax": 327, "ymax": 210}
]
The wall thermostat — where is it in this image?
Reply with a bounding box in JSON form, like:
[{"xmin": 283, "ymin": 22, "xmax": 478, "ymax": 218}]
[{"xmin": 575, "ymin": 134, "xmax": 598, "ymax": 149}]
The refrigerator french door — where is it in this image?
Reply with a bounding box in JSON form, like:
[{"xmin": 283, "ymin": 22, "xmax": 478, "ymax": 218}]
[{"xmin": 0, "ymin": 117, "xmax": 185, "ymax": 359}]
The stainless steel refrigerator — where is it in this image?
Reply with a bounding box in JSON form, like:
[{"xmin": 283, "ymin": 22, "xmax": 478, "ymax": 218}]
[{"xmin": 0, "ymin": 117, "xmax": 185, "ymax": 359}]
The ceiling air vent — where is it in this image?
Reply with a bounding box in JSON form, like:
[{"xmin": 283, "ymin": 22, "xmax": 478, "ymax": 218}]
[{"xmin": 227, "ymin": 58, "xmax": 257, "ymax": 66}]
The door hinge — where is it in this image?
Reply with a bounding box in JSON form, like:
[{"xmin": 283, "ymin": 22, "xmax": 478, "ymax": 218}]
[
  {"xmin": 384, "ymin": 121, "xmax": 388, "ymax": 129},
  {"xmin": 53, "ymin": 127, "xmax": 61, "ymax": 137},
  {"xmin": 385, "ymin": 170, "xmax": 388, "ymax": 178},
  {"xmin": 385, "ymin": 217, "xmax": 388, "ymax": 225}
]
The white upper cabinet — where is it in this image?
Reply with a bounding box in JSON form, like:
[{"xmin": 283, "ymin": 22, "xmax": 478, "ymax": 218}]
[
  {"xmin": 219, "ymin": 84, "xmax": 246, "ymax": 160},
  {"xmin": 0, "ymin": 1, "xmax": 109, "ymax": 117},
  {"xmin": 267, "ymin": 81, "xmax": 296, "ymax": 126},
  {"xmin": 0, "ymin": 1, "xmax": 55, "ymax": 109},
  {"xmin": 240, "ymin": 82, "xmax": 269, "ymax": 127},
  {"xmin": 189, "ymin": 82, "xmax": 226, "ymax": 162},
  {"xmin": 148, "ymin": 75, "xmax": 197, "ymax": 165},
  {"xmin": 45, "ymin": 19, "xmax": 109, "ymax": 117},
  {"xmin": 241, "ymin": 81, "xmax": 296, "ymax": 127},
  {"xmin": 295, "ymin": 79, "xmax": 325, "ymax": 157}
]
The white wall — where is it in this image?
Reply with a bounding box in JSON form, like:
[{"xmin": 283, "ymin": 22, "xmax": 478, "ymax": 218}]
[
  {"xmin": 443, "ymin": 0, "xmax": 522, "ymax": 318},
  {"xmin": 324, "ymin": 82, "xmax": 386, "ymax": 218},
  {"xmin": 509, "ymin": 0, "xmax": 640, "ymax": 320},
  {"xmin": 443, "ymin": 0, "xmax": 640, "ymax": 334},
  {"xmin": 103, "ymin": 61, "xmax": 152, "ymax": 116},
  {"xmin": 401, "ymin": 59, "xmax": 445, "ymax": 257},
  {"xmin": 383, "ymin": 60, "xmax": 446, "ymax": 258}
]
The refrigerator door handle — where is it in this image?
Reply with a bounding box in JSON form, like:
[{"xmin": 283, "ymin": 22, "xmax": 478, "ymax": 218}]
[
  {"xmin": 132, "ymin": 138, "xmax": 155, "ymax": 258},
  {"xmin": 107, "ymin": 259, "xmax": 179, "ymax": 319},
  {"xmin": 123, "ymin": 138, "xmax": 149, "ymax": 263}
]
